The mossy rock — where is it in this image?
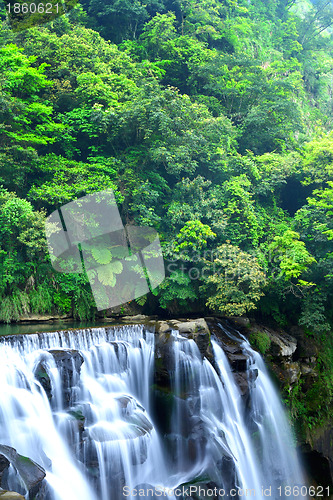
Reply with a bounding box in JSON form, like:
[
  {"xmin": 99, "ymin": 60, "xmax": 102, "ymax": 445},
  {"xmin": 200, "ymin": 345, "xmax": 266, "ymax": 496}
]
[{"xmin": 249, "ymin": 330, "xmax": 271, "ymax": 354}]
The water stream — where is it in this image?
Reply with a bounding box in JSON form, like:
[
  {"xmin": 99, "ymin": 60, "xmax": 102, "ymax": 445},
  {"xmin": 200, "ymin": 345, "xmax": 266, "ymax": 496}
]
[{"xmin": 0, "ymin": 324, "xmax": 306, "ymax": 499}]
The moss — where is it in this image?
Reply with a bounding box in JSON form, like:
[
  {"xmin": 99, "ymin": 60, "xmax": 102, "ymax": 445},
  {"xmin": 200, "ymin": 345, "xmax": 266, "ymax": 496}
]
[{"xmin": 249, "ymin": 330, "xmax": 271, "ymax": 354}]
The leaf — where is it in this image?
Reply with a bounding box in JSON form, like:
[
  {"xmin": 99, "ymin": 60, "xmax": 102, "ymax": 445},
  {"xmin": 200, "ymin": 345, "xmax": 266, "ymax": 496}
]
[
  {"xmin": 97, "ymin": 266, "xmax": 116, "ymax": 286},
  {"xmin": 109, "ymin": 260, "xmax": 123, "ymax": 275},
  {"xmin": 92, "ymin": 247, "xmax": 112, "ymax": 265}
]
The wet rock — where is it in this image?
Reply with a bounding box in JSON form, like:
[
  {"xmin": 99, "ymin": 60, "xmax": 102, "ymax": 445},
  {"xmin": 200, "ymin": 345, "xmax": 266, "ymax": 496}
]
[
  {"xmin": 217, "ymin": 455, "xmax": 237, "ymax": 491},
  {"xmin": 226, "ymin": 350, "xmax": 248, "ymax": 372},
  {"xmin": 233, "ymin": 370, "xmax": 258, "ymax": 398},
  {"xmin": 132, "ymin": 484, "xmax": 161, "ymax": 498},
  {"xmin": 49, "ymin": 349, "xmax": 83, "ymax": 406},
  {"xmin": 67, "ymin": 408, "xmax": 86, "ymax": 435},
  {"xmin": 155, "ymin": 332, "xmax": 177, "ymax": 379},
  {"xmin": 34, "ymin": 363, "xmax": 52, "ymax": 399},
  {"xmin": 0, "ymin": 445, "xmax": 45, "ymax": 497},
  {"xmin": 0, "ymin": 455, "xmax": 9, "ymax": 483},
  {"xmin": 34, "ymin": 349, "xmax": 84, "ymax": 406},
  {"xmin": 175, "ymin": 319, "xmax": 211, "ymax": 359},
  {"xmin": 48, "ymin": 349, "xmax": 84, "ymax": 371},
  {"xmin": 179, "ymin": 481, "xmax": 220, "ymax": 499}
]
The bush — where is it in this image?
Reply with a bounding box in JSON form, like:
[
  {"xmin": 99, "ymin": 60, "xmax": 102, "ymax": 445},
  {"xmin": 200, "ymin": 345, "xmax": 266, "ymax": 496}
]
[{"xmin": 249, "ymin": 330, "xmax": 271, "ymax": 354}]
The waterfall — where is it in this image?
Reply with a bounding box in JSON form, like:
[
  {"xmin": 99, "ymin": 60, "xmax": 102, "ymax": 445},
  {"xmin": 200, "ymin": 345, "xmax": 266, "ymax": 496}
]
[{"xmin": 0, "ymin": 324, "xmax": 306, "ymax": 499}]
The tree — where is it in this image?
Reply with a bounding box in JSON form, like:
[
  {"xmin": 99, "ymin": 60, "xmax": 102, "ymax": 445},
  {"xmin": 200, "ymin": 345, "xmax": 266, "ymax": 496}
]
[{"xmin": 201, "ymin": 243, "xmax": 267, "ymax": 316}]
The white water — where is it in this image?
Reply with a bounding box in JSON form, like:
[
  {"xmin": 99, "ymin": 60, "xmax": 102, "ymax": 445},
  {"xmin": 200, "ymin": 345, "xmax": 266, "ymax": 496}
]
[{"xmin": 0, "ymin": 324, "xmax": 306, "ymax": 499}]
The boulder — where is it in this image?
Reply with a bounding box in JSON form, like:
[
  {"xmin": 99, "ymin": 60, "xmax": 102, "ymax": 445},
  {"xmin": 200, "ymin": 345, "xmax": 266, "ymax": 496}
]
[
  {"xmin": 176, "ymin": 319, "xmax": 211, "ymax": 359},
  {"xmin": 177, "ymin": 319, "xmax": 209, "ymax": 335},
  {"xmin": 48, "ymin": 349, "xmax": 84, "ymax": 373},
  {"xmin": 0, "ymin": 456, "xmax": 9, "ymax": 482},
  {"xmin": 155, "ymin": 321, "xmax": 172, "ymax": 334},
  {"xmin": 121, "ymin": 315, "xmax": 149, "ymax": 322},
  {"xmin": 35, "ymin": 349, "xmax": 84, "ymax": 406},
  {"xmin": 267, "ymin": 331, "xmax": 297, "ymax": 358},
  {"xmin": 0, "ymin": 445, "xmax": 45, "ymax": 497}
]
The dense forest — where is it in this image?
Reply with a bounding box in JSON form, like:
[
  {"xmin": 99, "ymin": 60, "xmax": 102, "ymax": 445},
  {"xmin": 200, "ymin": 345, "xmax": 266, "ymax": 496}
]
[{"xmin": 0, "ymin": 0, "xmax": 333, "ymax": 431}]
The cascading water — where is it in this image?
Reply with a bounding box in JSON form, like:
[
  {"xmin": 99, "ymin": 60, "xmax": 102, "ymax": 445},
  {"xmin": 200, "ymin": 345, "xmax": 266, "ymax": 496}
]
[
  {"xmin": 168, "ymin": 329, "xmax": 306, "ymax": 499},
  {"xmin": 0, "ymin": 323, "xmax": 306, "ymax": 500},
  {"xmin": 216, "ymin": 323, "xmax": 306, "ymax": 495},
  {"xmin": 0, "ymin": 326, "xmax": 171, "ymax": 500}
]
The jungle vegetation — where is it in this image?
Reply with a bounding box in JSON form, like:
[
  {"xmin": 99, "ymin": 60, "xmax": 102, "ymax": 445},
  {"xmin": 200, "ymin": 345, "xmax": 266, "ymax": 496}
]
[{"xmin": 0, "ymin": 0, "xmax": 332, "ymax": 323}]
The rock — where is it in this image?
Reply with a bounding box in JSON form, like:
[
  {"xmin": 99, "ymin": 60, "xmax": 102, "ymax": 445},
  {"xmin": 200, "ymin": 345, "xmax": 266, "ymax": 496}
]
[
  {"xmin": 296, "ymin": 337, "xmax": 318, "ymax": 359},
  {"xmin": 48, "ymin": 349, "xmax": 84, "ymax": 372},
  {"xmin": 121, "ymin": 315, "xmax": 149, "ymax": 322},
  {"xmin": 35, "ymin": 349, "xmax": 84, "ymax": 406},
  {"xmin": 174, "ymin": 319, "xmax": 211, "ymax": 359},
  {"xmin": 0, "ymin": 445, "xmax": 45, "ymax": 496},
  {"xmin": 229, "ymin": 316, "xmax": 250, "ymax": 328},
  {"xmin": 19, "ymin": 314, "xmax": 70, "ymax": 322},
  {"xmin": 177, "ymin": 319, "xmax": 209, "ymax": 335},
  {"xmin": 302, "ymin": 426, "xmax": 333, "ymax": 487},
  {"xmin": 155, "ymin": 321, "xmax": 172, "ymax": 334},
  {"xmin": 168, "ymin": 320, "xmax": 181, "ymax": 328},
  {"xmin": 226, "ymin": 349, "xmax": 248, "ymax": 371},
  {"xmin": 267, "ymin": 331, "xmax": 297, "ymax": 358},
  {"xmin": 179, "ymin": 481, "xmax": 220, "ymax": 499},
  {"xmin": 0, "ymin": 491, "xmax": 25, "ymax": 500},
  {"xmin": 0, "ymin": 456, "xmax": 9, "ymax": 482},
  {"xmin": 283, "ymin": 361, "xmax": 301, "ymax": 384},
  {"xmin": 300, "ymin": 363, "xmax": 315, "ymax": 375},
  {"xmin": 178, "ymin": 321, "xmax": 197, "ymax": 334}
]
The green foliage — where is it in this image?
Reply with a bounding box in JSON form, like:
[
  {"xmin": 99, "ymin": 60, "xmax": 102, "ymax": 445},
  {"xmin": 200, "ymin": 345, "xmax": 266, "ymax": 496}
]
[
  {"xmin": 174, "ymin": 220, "xmax": 216, "ymax": 253},
  {"xmin": 201, "ymin": 244, "xmax": 267, "ymax": 316},
  {"xmin": 249, "ymin": 330, "xmax": 271, "ymax": 354},
  {"xmin": 0, "ymin": 0, "xmax": 331, "ymax": 358},
  {"xmin": 0, "ymin": 290, "xmax": 30, "ymax": 323},
  {"xmin": 268, "ymin": 230, "xmax": 316, "ymax": 282},
  {"xmin": 158, "ymin": 270, "xmax": 198, "ymax": 314},
  {"xmin": 285, "ymin": 333, "xmax": 333, "ymax": 434}
]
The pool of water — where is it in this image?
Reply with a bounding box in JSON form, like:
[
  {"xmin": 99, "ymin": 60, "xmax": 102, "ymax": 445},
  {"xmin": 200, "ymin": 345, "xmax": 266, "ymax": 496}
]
[{"xmin": 0, "ymin": 320, "xmax": 117, "ymax": 336}]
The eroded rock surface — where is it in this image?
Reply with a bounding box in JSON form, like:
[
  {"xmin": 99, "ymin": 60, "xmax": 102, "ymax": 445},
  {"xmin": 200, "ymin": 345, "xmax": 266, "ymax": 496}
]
[{"xmin": 0, "ymin": 445, "xmax": 45, "ymax": 497}]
